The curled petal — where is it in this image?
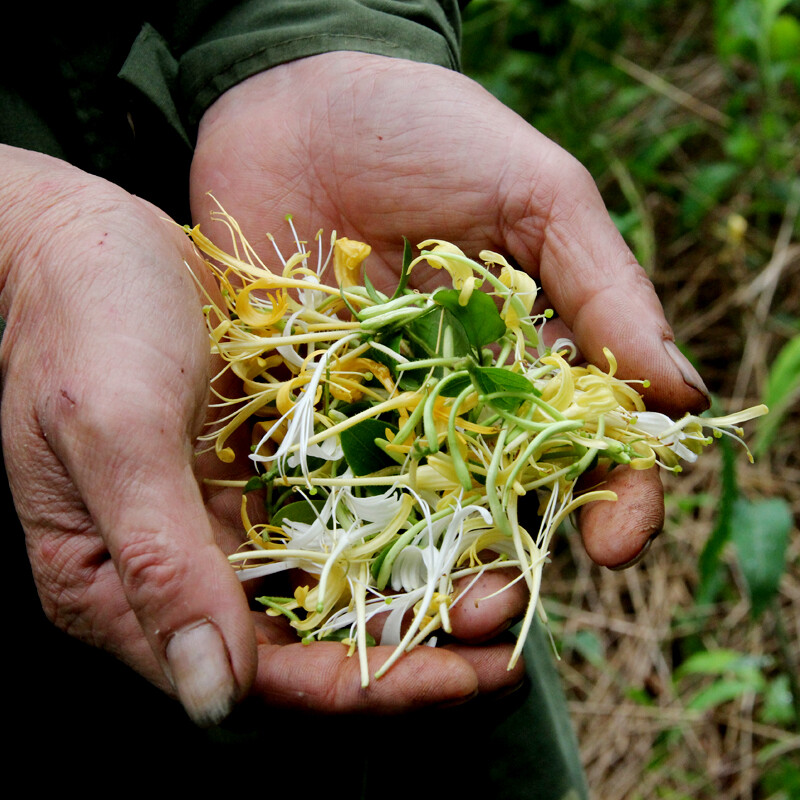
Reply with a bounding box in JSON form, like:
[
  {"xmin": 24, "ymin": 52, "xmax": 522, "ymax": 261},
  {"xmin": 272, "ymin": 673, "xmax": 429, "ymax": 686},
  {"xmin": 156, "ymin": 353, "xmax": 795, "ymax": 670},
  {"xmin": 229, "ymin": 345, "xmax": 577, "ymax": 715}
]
[
  {"xmin": 334, "ymin": 237, "xmax": 372, "ymax": 288},
  {"xmin": 413, "ymin": 239, "xmax": 479, "ymax": 293}
]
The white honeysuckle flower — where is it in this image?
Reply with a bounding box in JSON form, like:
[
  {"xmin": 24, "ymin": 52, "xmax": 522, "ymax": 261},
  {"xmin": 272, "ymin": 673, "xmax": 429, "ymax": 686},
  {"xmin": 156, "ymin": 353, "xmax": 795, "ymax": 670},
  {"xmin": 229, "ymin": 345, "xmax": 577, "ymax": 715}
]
[
  {"xmin": 550, "ymin": 338, "xmax": 578, "ymax": 360},
  {"xmin": 342, "ymin": 483, "xmax": 406, "ymax": 526},
  {"xmin": 251, "ymin": 334, "xmax": 358, "ymax": 481},
  {"xmin": 379, "ymin": 587, "xmax": 428, "ymax": 646},
  {"xmin": 390, "ymin": 546, "xmax": 428, "ymax": 594},
  {"xmin": 629, "ymin": 410, "xmax": 707, "ymax": 463},
  {"xmin": 391, "ymin": 502, "xmax": 492, "ymax": 592},
  {"xmin": 286, "ymin": 436, "xmax": 343, "ymax": 467},
  {"xmin": 234, "ymin": 558, "xmax": 306, "ymax": 582}
]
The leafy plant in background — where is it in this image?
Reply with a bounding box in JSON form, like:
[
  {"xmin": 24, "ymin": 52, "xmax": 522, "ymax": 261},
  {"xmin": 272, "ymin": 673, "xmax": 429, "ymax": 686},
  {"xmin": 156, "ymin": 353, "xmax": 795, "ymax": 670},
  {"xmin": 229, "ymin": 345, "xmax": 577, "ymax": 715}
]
[
  {"xmin": 463, "ymin": 0, "xmax": 800, "ymax": 255},
  {"xmin": 462, "ymin": 0, "xmax": 799, "ymax": 794}
]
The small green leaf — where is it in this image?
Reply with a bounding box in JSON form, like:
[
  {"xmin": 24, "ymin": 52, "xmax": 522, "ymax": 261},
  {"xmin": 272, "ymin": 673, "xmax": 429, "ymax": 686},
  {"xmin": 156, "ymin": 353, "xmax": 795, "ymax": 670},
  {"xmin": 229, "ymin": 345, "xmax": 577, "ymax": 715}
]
[
  {"xmin": 754, "ymin": 334, "xmax": 800, "ymax": 457},
  {"xmin": 433, "ymin": 288, "xmax": 507, "ymax": 350},
  {"xmin": 686, "ymin": 678, "xmax": 764, "ymax": 711},
  {"xmin": 366, "ymin": 336, "xmax": 403, "ymax": 377},
  {"xmin": 731, "ymin": 496, "xmax": 792, "ymax": 618},
  {"xmin": 363, "ymin": 269, "xmax": 382, "ymax": 303},
  {"xmin": 674, "ymin": 648, "xmax": 767, "ymax": 681},
  {"xmin": 564, "ymin": 630, "xmax": 606, "ymax": 668},
  {"xmin": 271, "ymin": 497, "xmax": 328, "ymax": 528},
  {"xmin": 439, "ymin": 372, "xmax": 473, "ymax": 398},
  {"xmin": 390, "ymin": 237, "xmax": 413, "ymax": 300},
  {"xmin": 760, "ymin": 674, "xmax": 796, "ymax": 725},
  {"xmin": 405, "ymin": 306, "xmax": 471, "ymax": 360},
  {"xmin": 340, "ymin": 418, "xmax": 399, "ymax": 476},
  {"xmin": 470, "ymin": 365, "xmax": 537, "ymax": 410},
  {"xmin": 244, "ymin": 475, "xmax": 267, "ymax": 493},
  {"xmin": 681, "ymin": 162, "xmax": 742, "ymax": 228}
]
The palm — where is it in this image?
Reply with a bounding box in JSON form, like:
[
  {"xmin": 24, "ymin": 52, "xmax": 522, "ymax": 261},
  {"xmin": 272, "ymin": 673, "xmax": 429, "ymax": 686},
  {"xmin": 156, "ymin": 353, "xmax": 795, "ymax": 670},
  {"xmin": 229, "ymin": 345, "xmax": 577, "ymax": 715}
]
[
  {"xmin": 191, "ymin": 54, "xmax": 534, "ymax": 294},
  {"xmin": 190, "ymin": 52, "xmax": 697, "ymax": 414}
]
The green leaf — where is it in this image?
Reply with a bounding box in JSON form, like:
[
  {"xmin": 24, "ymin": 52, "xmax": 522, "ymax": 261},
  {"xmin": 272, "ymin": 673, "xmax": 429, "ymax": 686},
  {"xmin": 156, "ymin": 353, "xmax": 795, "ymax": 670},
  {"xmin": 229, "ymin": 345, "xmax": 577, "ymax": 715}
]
[
  {"xmin": 686, "ymin": 678, "xmax": 764, "ymax": 711},
  {"xmin": 470, "ymin": 365, "xmax": 538, "ymax": 411},
  {"xmin": 730, "ymin": 496, "xmax": 792, "ymax": 618},
  {"xmin": 696, "ymin": 435, "xmax": 738, "ymax": 606},
  {"xmin": 390, "ymin": 237, "xmax": 413, "ymax": 300},
  {"xmin": 271, "ymin": 497, "xmax": 328, "ymax": 528},
  {"xmin": 439, "ymin": 372, "xmax": 473, "ymax": 398},
  {"xmin": 363, "ymin": 269, "xmax": 382, "ymax": 303},
  {"xmin": 760, "ymin": 674, "xmax": 796, "ymax": 725},
  {"xmin": 681, "ymin": 161, "xmax": 742, "ymax": 228},
  {"xmin": 403, "ymin": 307, "xmax": 446, "ymax": 358},
  {"xmin": 366, "ymin": 334, "xmax": 403, "ymax": 379},
  {"xmin": 432, "ymin": 288, "xmax": 507, "ymax": 350},
  {"xmin": 564, "ymin": 630, "xmax": 606, "ymax": 668},
  {"xmin": 754, "ymin": 333, "xmax": 800, "ymax": 457},
  {"xmin": 674, "ymin": 648, "xmax": 767, "ymax": 681},
  {"xmin": 340, "ymin": 418, "xmax": 399, "ymax": 476},
  {"xmin": 244, "ymin": 475, "xmax": 267, "ymax": 493},
  {"xmin": 760, "ymin": 760, "xmax": 800, "ymax": 800}
]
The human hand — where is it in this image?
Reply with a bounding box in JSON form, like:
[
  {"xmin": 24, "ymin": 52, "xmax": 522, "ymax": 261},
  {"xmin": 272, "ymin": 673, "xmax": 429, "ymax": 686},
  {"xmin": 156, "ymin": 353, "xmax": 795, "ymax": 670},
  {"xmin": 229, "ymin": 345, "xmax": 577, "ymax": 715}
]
[
  {"xmin": 1, "ymin": 145, "xmax": 518, "ymax": 724},
  {"xmin": 190, "ymin": 52, "xmax": 710, "ymax": 575},
  {"xmin": 0, "ymin": 146, "xmax": 261, "ymax": 725}
]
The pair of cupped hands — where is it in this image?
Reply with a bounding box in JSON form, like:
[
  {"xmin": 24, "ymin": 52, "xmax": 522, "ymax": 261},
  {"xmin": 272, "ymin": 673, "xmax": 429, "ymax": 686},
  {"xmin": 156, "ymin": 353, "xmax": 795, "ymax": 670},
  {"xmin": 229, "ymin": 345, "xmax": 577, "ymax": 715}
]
[{"xmin": 0, "ymin": 53, "xmax": 709, "ymax": 726}]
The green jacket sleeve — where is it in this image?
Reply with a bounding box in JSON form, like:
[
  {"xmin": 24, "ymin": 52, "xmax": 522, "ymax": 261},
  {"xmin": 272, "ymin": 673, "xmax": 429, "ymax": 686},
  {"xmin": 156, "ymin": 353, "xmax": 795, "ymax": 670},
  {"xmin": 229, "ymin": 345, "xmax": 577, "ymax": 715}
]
[
  {"xmin": 1, "ymin": 1, "xmax": 461, "ymax": 218},
  {"xmin": 121, "ymin": 0, "xmax": 462, "ymax": 141}
]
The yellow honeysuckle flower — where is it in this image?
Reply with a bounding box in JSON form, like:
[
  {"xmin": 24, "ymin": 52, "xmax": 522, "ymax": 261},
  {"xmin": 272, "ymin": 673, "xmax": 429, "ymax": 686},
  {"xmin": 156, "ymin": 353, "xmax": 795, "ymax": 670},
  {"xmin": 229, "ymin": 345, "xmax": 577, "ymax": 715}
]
[
  {"xmin": 234, "ymin": 280, "xmax": 289, "ymax": 328},
  {"xmin": 333, "ymin": 237, "xmax": 372, "ymax": 288},
  {"xmin": 413, "ymin": 239, "xmax": 480, "ymax": 305},
  {"xmin": 498, "ymin": 263, "xmax": 537, "ymax": 329}
]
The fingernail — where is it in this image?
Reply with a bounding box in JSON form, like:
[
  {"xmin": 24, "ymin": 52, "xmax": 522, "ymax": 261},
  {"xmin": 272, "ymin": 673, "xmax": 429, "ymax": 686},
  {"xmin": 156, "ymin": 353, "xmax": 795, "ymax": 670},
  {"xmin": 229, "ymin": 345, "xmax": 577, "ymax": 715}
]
[
  {"xmin": 608, "ymin": 531, "xmax": 659, "ymax": 572},
  {"xmin": 664, "ymin": 340, "xmax": 711, "ymax": 410},
  {"xmin": 165, "ymin": 621, "xmax": 237, "ymax": 727}
]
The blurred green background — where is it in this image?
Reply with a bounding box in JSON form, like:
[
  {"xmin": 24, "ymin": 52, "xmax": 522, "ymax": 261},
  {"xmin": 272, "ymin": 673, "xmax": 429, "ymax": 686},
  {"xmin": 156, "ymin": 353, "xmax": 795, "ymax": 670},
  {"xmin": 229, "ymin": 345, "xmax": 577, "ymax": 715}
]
[{"xmin": 460, "ymin": 1, "xmax": 799, "ymax": 797}]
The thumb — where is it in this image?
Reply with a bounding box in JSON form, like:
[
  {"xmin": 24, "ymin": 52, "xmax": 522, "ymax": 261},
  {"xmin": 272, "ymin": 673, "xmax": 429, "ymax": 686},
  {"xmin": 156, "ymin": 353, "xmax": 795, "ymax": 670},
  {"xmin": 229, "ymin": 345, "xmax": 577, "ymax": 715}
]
[
  {"xmin": 44, "ymin": 374, "xmax": 257, "ymax": 726},
  {"xmin": 500, "ymin": 133, "xmax": 710, "ymax": 415}
]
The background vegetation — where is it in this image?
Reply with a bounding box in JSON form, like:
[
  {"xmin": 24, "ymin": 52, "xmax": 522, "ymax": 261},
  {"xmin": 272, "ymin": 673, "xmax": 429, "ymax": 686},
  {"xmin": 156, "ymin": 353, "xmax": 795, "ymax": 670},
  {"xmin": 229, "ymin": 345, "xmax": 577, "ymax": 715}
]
[{"xmin": 461, "ymin": 1, "xmax": 799, "ymax": 797}]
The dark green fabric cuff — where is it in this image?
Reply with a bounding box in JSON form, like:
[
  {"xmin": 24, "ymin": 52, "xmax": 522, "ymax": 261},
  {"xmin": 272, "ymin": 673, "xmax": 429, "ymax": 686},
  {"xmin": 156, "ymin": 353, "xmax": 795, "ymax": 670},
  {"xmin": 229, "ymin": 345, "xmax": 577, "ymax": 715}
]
[
  {"xmin": 119, "ymin": 24, "xmax": 192, "ymax": 149},
  {"xmin": 176, "ymin": 0, "xmax": 462, "ymax": 129}
]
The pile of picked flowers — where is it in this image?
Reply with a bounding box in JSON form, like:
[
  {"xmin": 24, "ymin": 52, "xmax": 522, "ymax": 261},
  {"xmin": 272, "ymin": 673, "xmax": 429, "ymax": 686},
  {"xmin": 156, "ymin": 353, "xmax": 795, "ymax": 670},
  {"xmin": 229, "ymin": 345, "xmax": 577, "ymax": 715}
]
[{"xmin": 185, "ymin": 206, "xmax": 767, "ymax": 688}]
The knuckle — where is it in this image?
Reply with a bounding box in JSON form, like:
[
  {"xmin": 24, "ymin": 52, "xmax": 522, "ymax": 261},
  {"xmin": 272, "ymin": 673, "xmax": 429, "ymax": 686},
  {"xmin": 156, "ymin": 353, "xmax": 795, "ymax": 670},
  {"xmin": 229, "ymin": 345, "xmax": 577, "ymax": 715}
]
[
  {"xmin": 115, "ymin": 531, "xmax": 184, "ymax": 603},
  {"xmin": 30, "ymin": 532, "xmax": 107, "ymax": 637}
]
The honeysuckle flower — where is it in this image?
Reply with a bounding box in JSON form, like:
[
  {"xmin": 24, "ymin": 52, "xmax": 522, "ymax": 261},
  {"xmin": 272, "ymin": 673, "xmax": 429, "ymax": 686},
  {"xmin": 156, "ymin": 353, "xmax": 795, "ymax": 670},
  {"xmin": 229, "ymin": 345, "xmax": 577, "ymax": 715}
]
[
  {"xmin": 629, "ymin": 410, "xmax": 709, "ymax": 464},
  {"xmin": 192, "ymin": 210, "xmax": 765, "ymax": 685},
  {"xmin": 334, "ymin": 237, "xmax": 372, "ymax": 288},
  {"xmin": 251, "ymin": 334, "xmax": 358, "ymax": 481},
  {"xmin": 498, "ymin": 263, "xmax": 537, "ymax": 329},
  {"xmin": 412, "ymin": 239, "xmax": 481, "ymax": 305},
  {"xmin": 286, "ymin": 436, "xmax": 343, "ymax": 467}
]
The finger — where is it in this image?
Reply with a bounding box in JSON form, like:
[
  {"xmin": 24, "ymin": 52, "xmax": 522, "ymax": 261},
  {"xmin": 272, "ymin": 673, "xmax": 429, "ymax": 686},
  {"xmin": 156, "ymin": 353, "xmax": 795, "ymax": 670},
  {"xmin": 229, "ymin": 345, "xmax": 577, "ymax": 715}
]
[
  {"xmin": 578, "ymin": 464, "xmax": 664, "ymax": 568},
  {"xmin": 251, "ymin": 640, "xmax": 479, "ymax": 713},
  {"xmin": 448, "ymin": 565, "xmax": 528, "ymax": 644},
  {"xmin": 499, "ymin": 138, "xmax": 710, "ymax": 416},
  {"xmin": 50, "ymin": 391, "xmax": 257, "ymax": 725},
  {"xmin": 444, "ymin": 638, "xmax": 526, "ymax": 696},
  {"xmin": 43, "ymin": 358, "xmax": 255, "ymax": 719}
]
